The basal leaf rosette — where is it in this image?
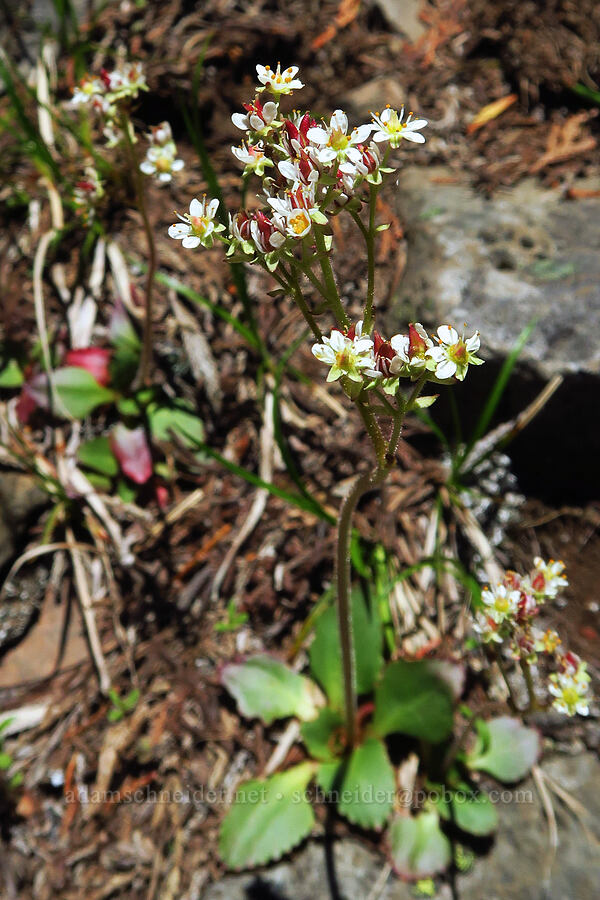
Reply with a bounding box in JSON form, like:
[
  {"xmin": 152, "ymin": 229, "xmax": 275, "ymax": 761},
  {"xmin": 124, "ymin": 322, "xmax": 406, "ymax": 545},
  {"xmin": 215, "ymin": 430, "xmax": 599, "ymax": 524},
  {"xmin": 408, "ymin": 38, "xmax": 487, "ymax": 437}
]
[
  {"xmin": 221, "ymin": 654, "xmax": 320, "ymax": 725},
  {"xmin": 219, "ymin": 762, "xmax": 316, "ymax": 869}
]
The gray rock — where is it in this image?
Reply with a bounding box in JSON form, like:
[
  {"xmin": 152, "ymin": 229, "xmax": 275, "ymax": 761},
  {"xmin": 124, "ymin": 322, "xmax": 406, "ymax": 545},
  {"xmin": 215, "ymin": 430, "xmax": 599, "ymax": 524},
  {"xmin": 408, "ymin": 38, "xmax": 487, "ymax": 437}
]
[
  {"xmin": 373, "ymin": 0, "xmax": 426, "ymax": 42},
  {"xmin": 0, "ymin": 472, "xmax": 46, "ymax": 568},
  {"xmin": 391, "ymin": 166, "xmax": 600, "ymax": 380},
  {"xmin": 203, "ymin": 754, "xmax": 600, "ymax": 900},
  {"xmin": 388, "ymin": 167, "xmax": 600, "ymax": 501},
  {"xmin": 343, "ymin": 77, "xmax": 406, "ymax": 121}
]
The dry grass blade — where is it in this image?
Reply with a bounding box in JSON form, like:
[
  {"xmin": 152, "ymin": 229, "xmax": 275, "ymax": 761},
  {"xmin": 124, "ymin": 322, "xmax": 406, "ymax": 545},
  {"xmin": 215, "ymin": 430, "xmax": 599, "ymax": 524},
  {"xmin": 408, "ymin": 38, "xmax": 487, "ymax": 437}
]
[
  {"xmin": 66, "ymin": 525, "xmax": 111, "ymax": 694},
  {"xmin": 211, "ymin": 391, "xmax": 275, "ymax": 601},
  {"xmin": 532, "ymin": 764, "xmax": 558, "ymax": 891},
  {"xmin": 169, "ymin": 292, "xmax": 222, "ymax": 411}
]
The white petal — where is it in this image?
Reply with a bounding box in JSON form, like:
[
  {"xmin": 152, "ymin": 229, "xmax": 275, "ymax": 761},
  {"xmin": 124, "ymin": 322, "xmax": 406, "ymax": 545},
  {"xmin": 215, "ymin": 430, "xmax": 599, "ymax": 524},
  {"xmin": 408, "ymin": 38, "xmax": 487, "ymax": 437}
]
[
  {"xmin": 372, "ymin": 131, "xmax": 388, "ymax": 143},
  {"xmin": 328, "ymin": 331, "xmax": 345, "ymax": 351},
  {"xmin": 283, "ymin": 66, "xmax": 299, "ymax": 79},
  {"xmin": 390, "ymin": 334, "xmax": 409, "ymax": 355},
  {"xmin": 270, "ymin": 231, "xmax": 285, "ymax": 248},
  {"xmin": 380, "ymin": 108, "xmax": 394, "ymax": 124},
  {"xmin": 189, "ymin": 198, "xmax": 203, "ymax": 216},
  {"xmin": 306, "ymin": 126, "xmax": 328, "ymax": 146},
  {"xmin": 207, "ymin": 198, "xmax": 219, "ymax": 218},
  {"xmin": 436, "ymin": 359, "xmax": 457, "ymax": 379},
  {"xmin": 140, "ymin": 161, "xmax": 155, "ymax": 174},
  {"xmin": 466, "ymin": 332, "xmax": 480, "ymax": 352},
  {"xmin": 437, "ymin": 325, "xmax": 458, "ymax": 345},
  {"xmin": 402, "ymin": 131, "xmax": 426, "ymax": 143},
  {"xmin": 312, "ymin": 344, "xmax": 335, "ymax": 364},
  {"xmin": 352, "ymin": 123, "xmax": 373, "ymax": 144},
  {"xmin": 316, "ymin": 147, "xmax": 337, "ymax": 164},
  {"xmin": 262, "ymin": 101, "xmax": 278, "ymax": 122},
  {"xmin": 168, "ymin": 223, "xmax": 190, "ymax": 238},
  {"xmin": 354, "ymin": 338, "xmax": 374, "ymax": 353},
  {"xmin": 232, "ymin": 113, "xmax": 249, "ymax": 130},
  {"xmin": 330, "ymin": 110, "xmax": 348, "ymax": 134},
  {"xmin": 249, "ymin": 113, "xmax": 264, "ymax": 131},
  {"xmin": 181, "ymin": 235, "xmax": 201, "ymax": 249},
  {"xmin": 172, "ymin": 159, "xmax": 185, "ymax": 172},
  {"xmin": 158, "ymin": 172, "xmax": 172, "ymax": 183},
  {"xmin": 407, "ymin": 119, "xmax": 428, "ymax": 130},
  {"xmin": 278, "ymin": 160, "xmax": 298, "ymax": 181}
]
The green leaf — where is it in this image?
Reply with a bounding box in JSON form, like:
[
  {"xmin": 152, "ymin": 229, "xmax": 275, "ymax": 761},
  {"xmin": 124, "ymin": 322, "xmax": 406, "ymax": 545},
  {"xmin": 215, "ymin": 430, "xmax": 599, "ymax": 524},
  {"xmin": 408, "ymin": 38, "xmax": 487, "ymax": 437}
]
[
  {"xmin": 53, "ymin": 367, "xmax": 114, "ymax": 418},
  {"xmin": 0, "ymin": 359, "xmax": 24, "ymax": 388},
  {"xmin": 0, "ymin": 752, "xmax": 13, "ymax": 770},
  {"xmin": 0, "ymin": 718, "xmax": 14, "ymax": 736},
  {"xmin": 388, "ymin": 811, "xmax": 451, "ymax": 880},
  {"xmin": 107, "ymin": 708, "xmax": 123, "ymax": 723},
  {"xmin": 414, "ymin": 394, "xmax": 438, "ymax": 409},
  {"xmin": 301, "ymin": 708, "xmax": 346, "ymax": 761},
  {"xmin": 466, "ymin": 716, "xmax": 541, "ymax": 782},
  {"xmin": 337, "ymin": 738, "xmax": 395, "ymax": 830},
  {"xmin": 219, "ymin": 762, "xmax": 315, "ymax": 868},
  {"xmin": 122, "ymin": 688, "xmax": 140, "ymax": 711},
  {"xmin": 373, "ymin": 660, "xmax": 454, "ymax": 743},
  {"xmin": 309, "ymin": 587, "xmax": 382, "ymax": 710},
  {"xmin": 221, "ymin": 655, "xmax": 319, "ymax": 725},
  {"xmin": 77, "ymin": 436, "xmax": 119, "ymax": 477},
  {"xmin": 148, "ymin": 402, "xmax": 204, "ymax": 448},
  {"xmin": 451, "ymin": 787, "xmax": 498, "ymax": 836}
]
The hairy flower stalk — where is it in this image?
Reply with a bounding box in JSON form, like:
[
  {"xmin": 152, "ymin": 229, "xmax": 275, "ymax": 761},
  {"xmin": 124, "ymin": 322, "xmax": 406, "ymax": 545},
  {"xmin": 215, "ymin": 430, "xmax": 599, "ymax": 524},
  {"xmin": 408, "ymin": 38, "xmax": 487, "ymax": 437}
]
[{"xmin": 167, "ymin": 63, "xmax": 487, "ymax": 747}]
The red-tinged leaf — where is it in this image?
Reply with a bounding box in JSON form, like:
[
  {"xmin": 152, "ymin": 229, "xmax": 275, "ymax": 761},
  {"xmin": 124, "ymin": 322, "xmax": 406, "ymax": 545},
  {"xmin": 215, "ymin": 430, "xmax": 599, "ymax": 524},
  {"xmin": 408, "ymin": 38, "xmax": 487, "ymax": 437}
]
[
  {"xmin": 65, "ymin": 348, "xmax": 111, "ymax": 386},
  {"xmin": 111, "ymin": 424, "xmax": 153, "ymax": 484}
]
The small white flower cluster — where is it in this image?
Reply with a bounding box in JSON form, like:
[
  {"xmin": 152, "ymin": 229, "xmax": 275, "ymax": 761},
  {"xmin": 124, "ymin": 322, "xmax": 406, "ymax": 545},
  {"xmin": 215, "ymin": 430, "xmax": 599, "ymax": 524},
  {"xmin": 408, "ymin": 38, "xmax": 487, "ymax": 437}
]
[
  {"xmin": 168, "ymin": 63, "xmax": 427, "ymax": 269},
  {"xmin": 472, "ymin": 560, "xmax": 592, "ymax": 716},
  {"xmin": 312, "ymin": 321, "xmax": 482, "ymax": 387},
  {"xmin": 549, "ymin": 652, "xmax": 591, "ymax": 717},
  {"xmin": 72, "ymin": 164, "xmax": 104, "ymax": 222},
  {"xmin": 140, "ymin": 121, "xmax": 184, "ymax": 184},
  {"xmin": 168, "ymin": 196, "xmax": 225, "ymax": 249},
  {"xmin": 70, "ymin": 62, "xmax": 147, "ymax": 115}
]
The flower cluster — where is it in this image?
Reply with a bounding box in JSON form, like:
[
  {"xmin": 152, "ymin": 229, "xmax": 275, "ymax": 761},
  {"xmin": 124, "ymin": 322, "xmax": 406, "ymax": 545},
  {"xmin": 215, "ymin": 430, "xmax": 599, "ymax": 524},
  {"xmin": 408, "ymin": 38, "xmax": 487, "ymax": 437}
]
[
  {"xmin": 549, "ymin": 652, "xmax": 591, "ymax": 717},
  {"xmin": 72, "ymin": 164, "xmax": 104, "ymax": 222},
  {"xmin": 312, "ymin": 321, "xmax": 482, "ymax": 388},
  {"xmin": 140, "ymin": 121, "xmax": 184, "ymax": 184},
  {"xmin": 168, "ymin": 62, "xmax": 427, "ymax": 269},
  {"xmin": 70, "ymin": 61, "xmax": 147, "ymax": 116},
  {"xmin": 473, "ymin": 560, "xmax": 592, "ymax": 716}
]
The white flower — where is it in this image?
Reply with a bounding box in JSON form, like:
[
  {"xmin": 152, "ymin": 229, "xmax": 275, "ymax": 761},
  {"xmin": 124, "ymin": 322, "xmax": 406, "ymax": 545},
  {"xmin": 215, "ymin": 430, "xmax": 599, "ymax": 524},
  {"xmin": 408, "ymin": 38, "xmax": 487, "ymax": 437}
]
[
  {"xmin": 312, "ymin": 322, "xmax": 376, "ymax": 383},
  {"xmin": 389, "ymin": 322, "xmax": 436, "ymax": 375},
  {"xmin": 231, "ymin": 141, "xmax": 273, "ymax": 177},
  {"xmin": 371, "ymin": 106, "xmax": 428, "ymax": 147},
  {"xmin": 472, "ymin": 611, "xmax": 504, "ymax": 644},
  {"xmin": 481, "ymin": 583, "xmax": 520, "ymax": 626},
  {"xmin": 250, "ymin": 211, "xmax": 286, "ymax": 255},
  {"xmin": 549, "ymin": 658, "xmax": 591, "ymax": 716},
  {"xmin": 140, "ymin": 144, "xmax": 184, "ymax": 183},
  {"xmin": 256, "ymin": 63, "xmax": 303, "ymax": 95},
  {"xmin": 266, "ymin": 183, "xmax": 327, "ymax": 239},
  {"xmin": 107, "ymin": 62, "xmax": 147, "ymax": 100},
  {"xmin": 306, "ymin": 110, "xmax": 372, "ymax": 165},
  {"xmin": 70, "ymin": 76, "xmax": 110, "ymax": 113},
  {"xmin": 73, "ymin": 166, "xmax": 104, "ymax": 222},
  {"xmin": 340, "ymin": 142, "xmax": 383, "ymax": 185},
  {"xmin": 531, "ymin": 557, "xmax": 568, "ymax": 600},
  {"xmin": 232, "ymin": 98, "xmax": 279, "ymax": 134},
  {"xmin": 427, "ymin": 325, "xmax": 483, "ymax": 381},
  {"xmin": 168, "ymin": 197, "xmax": 224, "ymax": 249},
  {"xmin": 148, "ymin": 121, "xmax": 173, "ymax": 146},
  {"xmin": 532, "ymin": 627, "xmax": 562, "ymax": 655}
]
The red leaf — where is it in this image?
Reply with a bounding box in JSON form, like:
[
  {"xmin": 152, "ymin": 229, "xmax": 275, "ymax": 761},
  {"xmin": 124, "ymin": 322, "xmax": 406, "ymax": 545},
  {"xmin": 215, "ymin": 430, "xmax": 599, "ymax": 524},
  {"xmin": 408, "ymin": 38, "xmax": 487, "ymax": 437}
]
[
  {"xmin": 65, "ymin": 347, "xmax": 111, "ymax": 386},
  {"xmin": 110, "ymin": 424, "xmax": 153, "ymax": 484}
]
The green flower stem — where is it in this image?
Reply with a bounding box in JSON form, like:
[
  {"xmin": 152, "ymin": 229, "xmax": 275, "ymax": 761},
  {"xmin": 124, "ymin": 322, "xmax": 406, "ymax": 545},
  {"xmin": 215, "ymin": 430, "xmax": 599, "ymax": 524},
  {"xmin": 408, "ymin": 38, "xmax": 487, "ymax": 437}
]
[
  {"xmin": 520, "ymin": 656, "xmax": 540, "ymax": 712},
  {"xmin": 336, "ymin": 464, "xmax": 387, "ymax": 747},
  {"xmin": 276, "ymin": 264, "xmax": 323, "ymax": 341},
  {"xmin": 120, "ymin": 112, "xmax": 157, "ymax": 387},
  {"xmin": 313, "ymin": 227, "xmax": 348, "ymax": 328},
  {"xmin": 356, "ymin": 397, "xmax": 386, "ymax": 464},
  {"xmin": 363, "ymin": 186, "xmax": 377, "ymax": 334},
  {"xmin": 491, "ymin": 647, "xmax": 520, "ymax": 712}
]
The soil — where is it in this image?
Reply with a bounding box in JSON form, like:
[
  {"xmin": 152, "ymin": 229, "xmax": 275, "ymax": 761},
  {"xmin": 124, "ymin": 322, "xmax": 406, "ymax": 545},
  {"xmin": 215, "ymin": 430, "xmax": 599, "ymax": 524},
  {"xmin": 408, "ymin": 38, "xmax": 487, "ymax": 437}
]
[{"xmin": 0, "ymin": 0, "xmax": 599, "ymax": 897}]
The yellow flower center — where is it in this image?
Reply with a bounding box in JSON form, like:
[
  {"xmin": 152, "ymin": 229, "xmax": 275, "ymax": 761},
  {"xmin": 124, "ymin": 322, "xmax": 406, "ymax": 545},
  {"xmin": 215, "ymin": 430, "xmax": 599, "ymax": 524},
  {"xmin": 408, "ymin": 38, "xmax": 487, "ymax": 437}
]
[
  {"xmin": 189, "ymin": 215, "xmax": 209, "ymax": 236},
  {"xmin": 289, "ymin": 212, "xmax": 309, "ymax": 235}
]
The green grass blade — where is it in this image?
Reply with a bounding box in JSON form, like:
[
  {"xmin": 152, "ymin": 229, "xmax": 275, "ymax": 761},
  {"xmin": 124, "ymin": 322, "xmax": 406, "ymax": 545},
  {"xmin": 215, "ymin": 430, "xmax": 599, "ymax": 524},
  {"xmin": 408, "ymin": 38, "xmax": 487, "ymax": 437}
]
[
  {"xmin": 194, "ymin": 442, "xmax": 335, "ymax": 525},
  {"xmin": 154, "ymin": 270, "xmax": 260, "ymax": 349},
  {"xmin": 571, "ymin": 83, "xmax": 600, "ymax": 106}
]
